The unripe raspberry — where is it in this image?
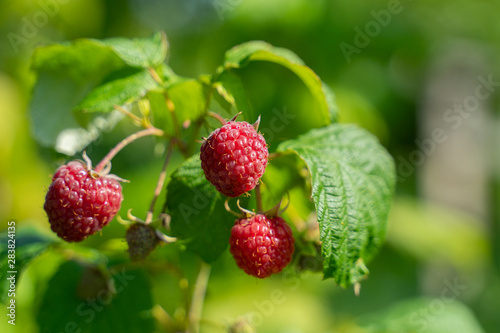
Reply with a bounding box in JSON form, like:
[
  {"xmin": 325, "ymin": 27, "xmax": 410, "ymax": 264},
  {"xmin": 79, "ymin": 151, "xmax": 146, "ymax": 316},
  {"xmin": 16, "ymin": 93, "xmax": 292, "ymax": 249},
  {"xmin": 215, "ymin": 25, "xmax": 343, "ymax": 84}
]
[
  {"xmin": 44, "ymin": 161, "xmax": 123, "ymax": 242},
  {"xmin": 229, "ymin": 214, "xmax": 294, "ymax": 278},
  {"xmin": 200, "ymin": 120, "xmax": 268, "ymax": 197},
  {"xmin": 126, "ymin": 223, "xmax": 159, "ymax": 261}
]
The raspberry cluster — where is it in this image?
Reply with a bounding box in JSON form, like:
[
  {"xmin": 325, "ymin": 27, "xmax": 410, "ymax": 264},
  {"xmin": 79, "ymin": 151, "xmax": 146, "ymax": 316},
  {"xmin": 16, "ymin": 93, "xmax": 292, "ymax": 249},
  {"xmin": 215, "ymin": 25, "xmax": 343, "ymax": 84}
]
[
  {"xmin": 229, "ymin": 214, "xmax": 295, "ymax": 278},
  {"xmin": 44, "ymin": 161, "xmax": 123, "ymax": 242},
  {"xmin": 200, "ymin": 121, "xmax": 268, "ymax": 197}
]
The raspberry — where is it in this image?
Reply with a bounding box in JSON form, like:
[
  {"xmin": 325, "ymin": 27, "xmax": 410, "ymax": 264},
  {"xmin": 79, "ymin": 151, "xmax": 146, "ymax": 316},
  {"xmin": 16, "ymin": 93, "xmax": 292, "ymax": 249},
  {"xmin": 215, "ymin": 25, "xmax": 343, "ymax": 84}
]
[
  {"xmin": 200, "ymin": 120, "xmax": 268, "ymax": 197},
  {"xmin": 229, "ymin": 214, "xmax": 294, "ymax": 278},
  {"xmin": 126, "ymin": 223, "xmax": 159, "ymax": 261},
  {"xmin": 44, "ymin": 161, "xmax": 123, "ymax": 242}
]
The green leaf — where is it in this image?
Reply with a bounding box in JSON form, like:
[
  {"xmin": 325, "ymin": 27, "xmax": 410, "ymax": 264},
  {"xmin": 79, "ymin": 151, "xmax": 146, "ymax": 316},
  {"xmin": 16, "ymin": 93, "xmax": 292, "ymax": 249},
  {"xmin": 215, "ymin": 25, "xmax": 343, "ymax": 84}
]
[
  {"xmin": 0, "ymin": 230, "xmax": 52, "ymax": 304},
  {"xmin": 360, "ymin": 298, "xmax": 485, "ymax": 333},
  {"xmin": 166, "ymin": 155, "xmax": 246, "ymax": 262},
  {"xmin": 148, "ymin": 91, "xmax": 175, "ymax": 136},
  {"xmin": 167, "ymin": 79, "xmax": 207, "ymax": 124},
  {"xmin": 30, "ymin": 33, "xmax": 169, "ymax": 152},
  {"xmin": 277, "ymin": 124, "xmax": 396, "ymax": 287},
  {"xmin": 321, "ymin": 81, "xmax": 339, "ymax": 122},
  {"xmin": 102, "ymin": 31, "xmax": 168, "ymax": 68},
  {"xmin": 31, "ymin": 39, "xmax": 124, "ymax": 82},
  {"xmin": 76, "ymin": 68, "xmax": 160, "ymax": 113},
  {"xmin": 30, "ymin": 71, "xmax": 124, "ymax": 155},
  {"xmin": 30, "ymin": 38, "xmax": 127, "ymax": 151},
  {"xmin": 223, "ymin": 41, "xmax": 333, "ymax": 124},
  {"xmin": 37, "ymin": 261, "xmax": 155, "ymax": 333},
  {"xmin": 213, "ymin": 70, "xmax": 253, "ymax": 121}
]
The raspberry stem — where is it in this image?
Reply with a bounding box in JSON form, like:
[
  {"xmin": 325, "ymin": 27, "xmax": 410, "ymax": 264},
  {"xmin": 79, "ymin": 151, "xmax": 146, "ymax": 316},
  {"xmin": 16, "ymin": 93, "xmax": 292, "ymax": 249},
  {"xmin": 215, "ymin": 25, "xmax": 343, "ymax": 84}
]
[
  {"xmin": 145, "ymin": 140, "xmax": 175, "ymax": 224},
  {"xmin": 207, "ymin": 111, "xmax": 226, "ymax": 126},
  {"xmin": 114, "ymin": 105, "xmax": 143, "ymax": 126},
  {"xmin": 188, "ymin": 262, "xmax": 211, "ymax": 333},
  {"xmin": 255, "ymin": 183, "xmax": 263, "ymax": 213},
  {"xmin": 94, "ymin": 127, "xmax": 164, "ymax": 173}
]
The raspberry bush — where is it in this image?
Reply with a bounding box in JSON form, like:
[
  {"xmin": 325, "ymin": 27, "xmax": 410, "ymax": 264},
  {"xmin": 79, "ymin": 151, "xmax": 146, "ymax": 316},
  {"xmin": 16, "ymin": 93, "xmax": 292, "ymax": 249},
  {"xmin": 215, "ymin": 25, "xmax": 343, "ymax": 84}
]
[{"xmin": 16, "ymin": 32, "xmax": 395, "ymax": 332}]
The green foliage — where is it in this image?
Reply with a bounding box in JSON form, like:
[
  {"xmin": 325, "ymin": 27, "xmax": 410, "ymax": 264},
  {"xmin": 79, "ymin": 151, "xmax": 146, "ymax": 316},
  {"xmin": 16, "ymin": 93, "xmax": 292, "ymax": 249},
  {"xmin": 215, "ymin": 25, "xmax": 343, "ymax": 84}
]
[
  {"xmin": 23, "ymin": 29, "xmax": 402, "ymax": 331},
  {"xmin": 360, "ymin": 298, "xmax": 486, "ymax": 333},
  {"xmin": 212, "ymin": 70, "xmax": 252, "ymax": 119},
  {"xmin": 27, "ymin": 31, "xmax": 396, "ymax": 285},
  {"xmin": 167, "ymin": 79, "xmax": 207, "ymax": 125},
  {"xmin": 37, "ymin": 261, "xmax": 155, "ymax": 333},
  {"xmin": 30, "ymin": 33, "xmax": 169, "ymax": 154},
  {"xmin": 100, "ymin": 31, "xmax": 168, "ymax": 68},
  {"xmin": 76, "ymin": 68, "xmax": 160, "ymax": 113},
  {"xmin": 278, "ymin": 124, "xmax": 396, "ymax": 287},
  {"xmin": 221, "ymin": 40, "xmax": 337, "ymax": 123},
  {"xmin": 0, "ymin": 231, "xmax": 52, "ymax": 304}
]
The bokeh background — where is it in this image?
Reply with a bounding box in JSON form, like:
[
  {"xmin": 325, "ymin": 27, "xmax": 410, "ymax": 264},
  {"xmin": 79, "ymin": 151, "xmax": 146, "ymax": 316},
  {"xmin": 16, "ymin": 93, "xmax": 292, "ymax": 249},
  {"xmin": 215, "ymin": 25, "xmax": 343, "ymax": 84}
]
[{"xmin": 1, "ymin": 0, "xmax": 500, "ymax": 332}]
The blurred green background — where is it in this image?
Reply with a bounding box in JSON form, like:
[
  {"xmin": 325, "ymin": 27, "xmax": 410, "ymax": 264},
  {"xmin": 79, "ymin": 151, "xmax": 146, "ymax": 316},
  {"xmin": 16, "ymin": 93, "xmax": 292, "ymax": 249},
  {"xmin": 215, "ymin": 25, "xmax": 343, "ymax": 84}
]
[{"xmin": 1, "ymin": 0, "xmax": 500, "ymax": 332}]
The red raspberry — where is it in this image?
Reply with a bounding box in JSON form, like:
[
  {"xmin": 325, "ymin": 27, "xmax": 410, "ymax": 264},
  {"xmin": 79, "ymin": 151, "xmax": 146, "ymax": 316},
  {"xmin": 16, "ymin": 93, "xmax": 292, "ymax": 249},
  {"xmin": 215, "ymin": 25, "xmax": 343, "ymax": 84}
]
[
  {"xmin": 43, "ymin": 161, "xmax": 123, "ymax": 242},
  {"xmin": 229, "ymin": 214, "xmax": 294, "ymax": 278},
  {"xmin": 126, "ymin": 223, "xmax": 159, "ymax": 261},
  {"xmin": 200, "ymin": 121, "xmax": 268, "ymax": 197}
]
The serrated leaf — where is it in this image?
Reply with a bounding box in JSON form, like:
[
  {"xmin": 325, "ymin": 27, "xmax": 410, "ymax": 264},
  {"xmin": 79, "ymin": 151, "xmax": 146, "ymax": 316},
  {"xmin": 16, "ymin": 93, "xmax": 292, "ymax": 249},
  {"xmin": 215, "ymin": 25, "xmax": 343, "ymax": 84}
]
[
  {"xmin": 76, "ymin": 68, "xmax": 160, "ymax": 113},
  {"xmin": 30, "ymin": 38, "xmax": 127, "ymax": 150},
  {"xmin": 30, "ymin": 71, "xmax": 124, "ymax": 154},
  {"xmin": 31, "ymin": 39, "xmax": 124, "ymax": 82},
  {"xmin": 277, "ymin": 124, "xmax": 396, "ymax": 287},
  {"xmin": 166, "ymin": 155, "xmax": 246, "ymax": 262},
  {"xmin": 37, "ymin": 261, "xmax": 155, "ymax": 333},
  {"xmin": 102, "ymin": 31, "xmax": 168, "ymax": 68},
  {"xmin": 0, "ymin": 231, "xmax": 52, "ymax": 304},
  {"xmin": 223, "ymin": 41, "xmax": 333, "ymax": 124},
  {"xmin": 30, "ymin": 33, "xmax": 168, "ymax": 151}
]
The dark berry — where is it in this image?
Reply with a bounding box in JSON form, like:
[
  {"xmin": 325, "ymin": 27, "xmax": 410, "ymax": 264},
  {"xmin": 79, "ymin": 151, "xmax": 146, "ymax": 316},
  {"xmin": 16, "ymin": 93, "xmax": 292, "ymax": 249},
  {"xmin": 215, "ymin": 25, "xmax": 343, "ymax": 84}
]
[{"xmin": 126, "ymin": 223, "xmax": 159, "ymax": 261}]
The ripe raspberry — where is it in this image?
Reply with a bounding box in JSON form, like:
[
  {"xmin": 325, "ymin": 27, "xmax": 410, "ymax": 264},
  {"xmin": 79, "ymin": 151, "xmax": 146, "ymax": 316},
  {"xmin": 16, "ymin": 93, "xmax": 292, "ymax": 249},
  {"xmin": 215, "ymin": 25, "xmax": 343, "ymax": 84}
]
[
  {"xmin": 126, "ymin": 223, "xmax": 159, "ymax": 261},
  {"xmin": 200, "ymin": 120, "xmax": 268, "ymax": 197},
  {"xmin": 44, "ymin": 161, "xmax": 123, "ymax": 242},
  {"xmin": 229, "ymin": 214, "xmax": 294, "ymax": 278}
]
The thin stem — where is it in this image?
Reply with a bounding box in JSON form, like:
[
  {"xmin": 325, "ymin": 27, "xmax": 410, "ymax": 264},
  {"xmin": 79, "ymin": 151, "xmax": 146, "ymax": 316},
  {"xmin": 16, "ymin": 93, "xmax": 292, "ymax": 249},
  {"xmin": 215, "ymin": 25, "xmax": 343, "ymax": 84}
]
[
  {"xmin": 114, "ymin": 104, "xmax": 142, "ymax": 125},
  {"xmin": 94, "ymin": 127, "xmax": 164, "ymax": 173},
  {"xmin": 255, "ymin": 182, "xmax": 263, "ymax": 213},
  {"xmin": 187, "ymin": 85, "xmax": 213, "ymax": 156},
  {"xmin": 164, "ymin": 92, "xmax": 191, "ymax": 158},
  {"xmin": 207, "ymin": 111, "xmax": 226, "ymax": 126},
  {"xmin": 268, "ymin": 152, "xmax": 283, "ymax": 160},
  {"xmin": 148, "ymin": 67, "xmax": 163, "ymax": 85},
  {"xmin": 187, "ymin": 262, "xmax": 211, "ymax": 333},
  {"xmin": 164, "ymin": 92, "xmax": 182, "ymax": 139},
  {"xmin": 145, "ymin": 141, "xmax": 175, "ymax": 224}
]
